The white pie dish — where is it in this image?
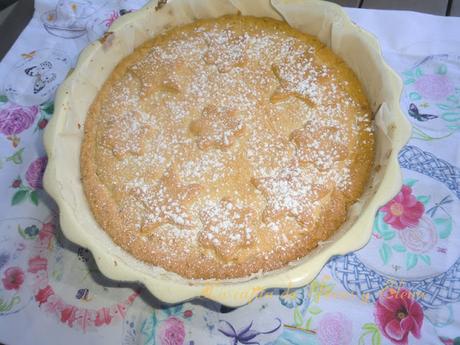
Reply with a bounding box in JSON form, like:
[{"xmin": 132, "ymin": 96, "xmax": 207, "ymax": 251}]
[{"xmin": 43, "ymin": 0, "xmax": 411, "ymax": 306}]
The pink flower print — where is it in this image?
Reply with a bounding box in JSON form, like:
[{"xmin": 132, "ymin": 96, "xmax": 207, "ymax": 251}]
[
  {"xmin": 43, "ymin": 294, "xmax": 65, "ymax": 315},
  {"xmin": 0, "ymin": 104, "xmax": 38, "ymax": 135},
  {"xmin": 157, "ymin": 317, "xmax": 186, "ymax": 345},
  {"xmin": 72, "ymin": 308, "xmax": 97, "ymax": 332},
  {"xmin": 95, "ymin": 307, "xmax": 112, "ymax": 326},
  {"xmin": 28, "ymin": 256, "xmax": 48, "ymax": 273},
  {"xmin": 414, "ymin": 74, "xmax": 454, "ymax": 101},
  {"xmin": 111, "ymin": 302, "xmax": 128, "ymax": 320},
  {"xmin": 35, "ymin": 285, "xmax": 54, "ymax": 306},
  {"xmin": 398, "ymin": 215, "xmax": 437, "ymax": 253},
  {"xmin": 375, "ymin": 288, "xmax": 423, "ymax": 345},
  {"xmin": 2, "ymin": 266, "xmax": 25, "ymax": 290},
  {"xmin": 61, "ymin": 305, "xmax": 78, "ymax": 327},
  {"xmin": 317, "ymin": 312, "xmax": 353, "ymax": 345},
  {"xmin": 26, "ymin": 156, "xmax": 48, "ymax": 189},
  {"xmin": 381, "ymin": 185, "xmax": 424, "ymax": 230}
]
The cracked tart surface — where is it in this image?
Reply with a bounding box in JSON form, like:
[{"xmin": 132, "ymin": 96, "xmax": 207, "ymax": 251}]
[{"xmin": 81, "ymin": 15, "xmax": 374, "ymax": 279}]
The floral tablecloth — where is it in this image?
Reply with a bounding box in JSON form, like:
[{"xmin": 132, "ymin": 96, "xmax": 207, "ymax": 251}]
[{"xmin": 0, "ymin": 1, "xmax": 460, "ymax": 344}]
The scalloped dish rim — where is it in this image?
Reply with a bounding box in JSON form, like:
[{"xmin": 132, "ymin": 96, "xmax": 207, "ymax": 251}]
[{"xmin": 43, "ymin": 0, "xmax": 411, "ymax": 307}]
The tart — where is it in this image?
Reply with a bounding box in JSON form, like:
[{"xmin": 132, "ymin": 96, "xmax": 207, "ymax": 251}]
[{"xmin": 80, "ymin": 15, "xmax": 374, "ymax": 279}]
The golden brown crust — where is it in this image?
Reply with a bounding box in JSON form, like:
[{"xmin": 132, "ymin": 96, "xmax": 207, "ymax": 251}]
[{"xmin": 81, "ymin": 15, "xmax": 374, "ymax": 279}]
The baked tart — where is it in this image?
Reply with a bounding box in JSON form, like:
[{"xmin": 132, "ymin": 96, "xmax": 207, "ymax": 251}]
[{"xmin": 80, "ymin": 15, "xmax": 374, "ymax": 279}]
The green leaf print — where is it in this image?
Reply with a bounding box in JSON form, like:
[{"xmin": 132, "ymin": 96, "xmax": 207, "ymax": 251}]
[
  {"xmin": 140, "ymin": 312, "xmax": 157, "ymax": 345},
  {"xmin": 419, "ymin": 254, "xmax": 431, "ymax": 265},
  {"xmin": 372, "ymin": 331, "xmax": 382, "ymax": 345},
  {"xmin": 294, "ymin": 307, "xmax": 303, "ymax": 327},
  {"xmin": 442, "ymin": 112, "xmax": 460, "ymax": 122},
  {"xmin": 437, "ymin": 64, "xmax": 447, "ymax": 75},
  {"xmin": 307, "ymin": 305, "xmax": 322, "ymax": 315},
  {"xmin": 374, "ymin": 211, "xmax": 389, "ymax": 235},
  {"xmin": 447, "ymin": 95, "xmax": 459, "ymax": 103},
  {"xmin": 358, "ymin": 334, "xmax": 368, "ymax": 345},
  {"xmin": 362, "ymin": 323, "xmax": 377, "ymax": 332},
  {"xmin": 304, "ymin": 316, "xmax": 312, "ymax": 330},
  {"xmin": 434, "ymin": 217, "xmax": 452, "ymax": 239},
  {"xmin": 17, "ymin": 225, "xmax": 27, "ymax": 239},
  {"xmin": 416, "ymin": 195, "xmax": 430, "ymax": 205},
  {"xmin": 0, "ymin": 95, "xmax": 7, "ymax": 103},
  {"xmin": 0, "ymin": 296, "xmax": 20, "ymax": 312},
  {"xmin": 402, "ymin": 70, "xmax": 414, "ymax": 78},
  {"xmin": 373, "ymin": 218, "xmax": 382, "ymax": 235},
  {"xmin": 447, "ymin": 124, "xmax": 460, "ymax": 130},
  {"xmin": 12, "ymin": 190, "xmax": 28, "ymax": 205},
  {"xmin": 409, "ymin": 92, "xmax": 422, "ymax": 101},
  {"xmin": 379, "ymin": 243, "xmax": 392, "ymax": 265},
  {"xmin": 392, "ymin": 244, "xmax": 406, "ymax": 253},
  {"xmin": 404, "ymin": 179, "xmax": 417, "ymax": 187},
  {"xmin": 406, "ymin": 253, "xmax": 418, "ymax": 270},
  {"xmin": 29, "ymin": 190, "xmax": 39, "ymax": 206},
  {"xmin": 415, "ymin": 67, "xmax": 423, "ymax": 78},
  {"xmin": 437, "ymin": 103, "xmax": 454, "ymax": 110},
  {"xmin": 359, "ymin": 323, "xmax": 381, "ymax": 345},
  {"xmin": 42, "ymin": 102, "xmax": 54, "ymax": 115},
  {"xmin": 381, "ymin": 231, "xmax": 396, "ymax": 241},
  {"xmin": 6, "ymin": 148, "xmax": 24, "ymax": 165}
]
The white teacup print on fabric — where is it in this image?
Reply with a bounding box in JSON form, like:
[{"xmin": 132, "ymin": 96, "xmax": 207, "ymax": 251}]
[
  {"xmin": 85, "ymin": 0, "xmax": 146, "ymax": 42},
  {"xmin": 41, "ymin": 0, "xmax": 109, "ymax": 39},
  {"xmin": 355, "ymin": 170, "xmax": 458, "ymax": 280}
]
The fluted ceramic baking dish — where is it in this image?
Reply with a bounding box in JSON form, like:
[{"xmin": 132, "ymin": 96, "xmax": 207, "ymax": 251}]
[{"xmin": 43, "ymin": 0, "xmax": 411, "ymax": 306}]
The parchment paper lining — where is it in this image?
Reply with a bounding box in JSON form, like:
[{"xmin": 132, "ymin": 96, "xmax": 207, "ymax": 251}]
[{"xmin": 44, "ymin": 0, "xmax": 411, "ymax": 306}]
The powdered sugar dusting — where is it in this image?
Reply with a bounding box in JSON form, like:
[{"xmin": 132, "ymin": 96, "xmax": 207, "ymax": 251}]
[
  {"xmin": 88, "ymin": 16, "xmax": 374, "ymax": 278},
  {"xmin": 198, "ymin": 198, "xmax": 257, "ymax": 260}
]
